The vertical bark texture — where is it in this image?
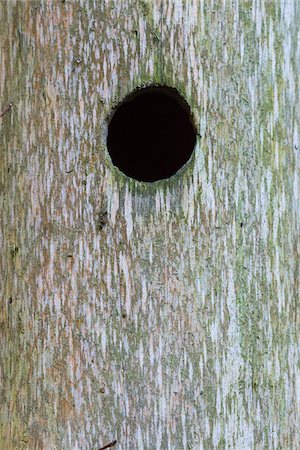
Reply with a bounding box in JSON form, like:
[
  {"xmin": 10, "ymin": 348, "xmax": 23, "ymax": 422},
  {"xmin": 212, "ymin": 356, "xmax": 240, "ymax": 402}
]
[{"xmin": 0, "ymin": 0, "xmax": 299, "ymax": 449}]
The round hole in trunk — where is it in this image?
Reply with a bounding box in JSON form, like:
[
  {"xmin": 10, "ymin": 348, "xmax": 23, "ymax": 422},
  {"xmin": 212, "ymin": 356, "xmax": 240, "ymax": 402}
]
[{"xmin": 107, "ymin": 86, "xmax": 197, "ymax": 182}]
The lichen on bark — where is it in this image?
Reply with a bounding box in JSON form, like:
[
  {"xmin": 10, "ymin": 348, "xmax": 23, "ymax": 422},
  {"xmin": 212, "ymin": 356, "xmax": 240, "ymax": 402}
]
[{"xmin": 0, "ymin": 0, "xmax": 299, "ymax": 449}]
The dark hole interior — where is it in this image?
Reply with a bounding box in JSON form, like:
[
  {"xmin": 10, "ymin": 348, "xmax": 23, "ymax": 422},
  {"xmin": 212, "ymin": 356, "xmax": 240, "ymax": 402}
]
[{"xmin": 107, "ymin": 86, "xmax": 196, "ymax": 182}]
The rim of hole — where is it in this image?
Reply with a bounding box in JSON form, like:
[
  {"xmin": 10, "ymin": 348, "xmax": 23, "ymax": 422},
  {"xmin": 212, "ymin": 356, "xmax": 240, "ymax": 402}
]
[{"xmin": 106, "ymin": 85, "xmax": 197, "ymax": 183}]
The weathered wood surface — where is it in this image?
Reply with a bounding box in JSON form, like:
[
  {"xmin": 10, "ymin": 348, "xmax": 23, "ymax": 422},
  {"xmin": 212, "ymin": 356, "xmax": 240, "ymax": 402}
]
[{"xmin": 0, "ymin": 0, "xmax": 299, "ymax": 449}]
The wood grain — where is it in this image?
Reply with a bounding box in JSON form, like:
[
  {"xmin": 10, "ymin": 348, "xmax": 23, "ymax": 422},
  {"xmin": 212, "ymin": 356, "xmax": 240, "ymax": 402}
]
[{"xmin": 0, "ymin": 0, "xmax": 299, "ymax": 448}]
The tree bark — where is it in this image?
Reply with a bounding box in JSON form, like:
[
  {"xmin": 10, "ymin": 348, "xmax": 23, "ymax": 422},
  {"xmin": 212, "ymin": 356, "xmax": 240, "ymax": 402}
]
[{"xmin": 0, "ymin": 0, "xmax": 299, "ymax": 449}]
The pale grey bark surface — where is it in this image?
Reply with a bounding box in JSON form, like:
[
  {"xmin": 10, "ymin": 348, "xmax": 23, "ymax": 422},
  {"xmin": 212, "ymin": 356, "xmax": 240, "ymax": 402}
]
[{"xmin": 0, "ymin": 1, "xmax": 299, "ymax": 449}]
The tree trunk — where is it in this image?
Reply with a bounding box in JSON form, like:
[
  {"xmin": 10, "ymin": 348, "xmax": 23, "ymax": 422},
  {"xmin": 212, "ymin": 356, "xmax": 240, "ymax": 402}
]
[{"xmin": 0, "ymin": 1, "xmax": 299, "ymax": 449}]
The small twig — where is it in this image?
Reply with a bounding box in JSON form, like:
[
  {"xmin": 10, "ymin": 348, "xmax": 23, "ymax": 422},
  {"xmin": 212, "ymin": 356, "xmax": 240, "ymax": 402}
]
[
  {"xmin": 98, "ymin": 440, "xmax": 117, "ymax": 450},
  {"xmin": 0, "ymin": 102, "xmax": 13, "ymax": 118}
]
